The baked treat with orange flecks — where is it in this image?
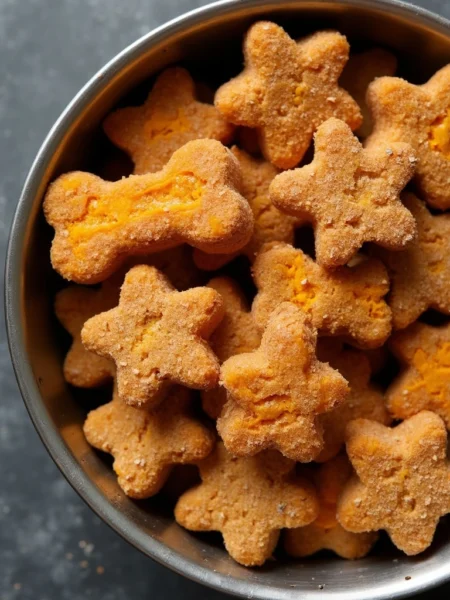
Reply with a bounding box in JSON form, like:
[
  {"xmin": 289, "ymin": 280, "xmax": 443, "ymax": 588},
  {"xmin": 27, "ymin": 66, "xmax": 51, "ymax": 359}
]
[
  {"xmin": 339, "ymin": 48, "xmax": 397, "ymax": 138},
  {"xmin": 201, "ymin": 277, "xmax": 261, "ymax": 420},
  {"xmin": 217, "ymin": 302, "xmax": 349, "ymax": 461},
  {"xmin": 215, "ymin": 22, "xmax": 362, "ymax": 169},
  {"xmin": 44, "ymin": 139, "xmax": 253, "ymax": 284},
  {"xmin": 366, "ymin": 65, "xmax": 450, "ymax": 209},
  {"xmin": 373, "ymin": 193, "xmax": 450, "ymax": 330},
  {"xmin": 252, "ymin": 243, "xmax": 391, "ymax": 349},
  {"xmin": 270, "ymin": 118, "xmax": 416, "ymax": 268},
  {"xmin": 175, "ymin": 442, "xmax": 318, "ymax": 566},
  {"xmin": 103, "ymin": 67, "xmax": 234, "ymax": 174},
  {"xmin": 81, "ymin": 265, "xmax": 224, "ymax": 407},
  {"xmin": 285, "ymin": 455, "xmax": 378, "ymax": 559},
  {"xmin": 84, "ymin": 384, "xmax": 215, "ymax": 499},
  {"xmin": 386, "ymin": 322, "xmax": 450, "ymax": 429},
  {"xmin": 194, "ymin": 147, "xmax": 297, "ymax": 270},
  {"xmin": 55, "ymin": 279, "xmax": 119, "ymax": 388},
  {"xmin": 316, "ymin": 340, "xmax": 391, "ymax": 462},
  {"xmin": 337, "ymin": 412, "xmax": 450, "ymax": 555}
]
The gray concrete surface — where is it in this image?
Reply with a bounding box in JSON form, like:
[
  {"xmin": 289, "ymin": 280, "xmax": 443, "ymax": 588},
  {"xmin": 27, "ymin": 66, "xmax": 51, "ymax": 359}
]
[{"xmin": 1, "ymin": 1, "xmax": 450, "ymax": 598}]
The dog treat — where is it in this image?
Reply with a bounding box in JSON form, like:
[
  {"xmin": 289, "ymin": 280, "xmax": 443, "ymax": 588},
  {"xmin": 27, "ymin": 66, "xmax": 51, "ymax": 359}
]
[
  {"xmin": 103, "ymin": 67, "xmax": 234, "ymax": 174},
  {"xmin": 285, "ymin": 455, "xmax": 378, "ymax": 559},
  {"xmin": 373, "ymin": 193, "xmax": 450, "ymax": 330},
  {"xmin": 217, "ymin": 302, "xmax": 349, "ymax": 461},
  {"xmin": 270, "ymin": 118, "xmax": 416, "ymax": 268},
  {"xmin": 340, "ymin": 48, "xmax": 397, "ymax": 138},
  {"xmin": 55, "ymin": 279, "xmax": 119, "ymax": 388},
  {"xmin": 175, "ymin": 442, "xmax": 319, "ymax": 566},
  {"xmin": 81, "ymin": 265, "xmax": 224, "ymax": 407},
  {"xmin": 84, "ymin": 384, "xmax": 215, "ymax": 499},
  {"xmin": 139, "ymin": 245, "xmax": 203, "ymax": 291},
  {"xmin": 44, "ymin": 139, "xmax": 254, "ymax": 284},
  {"xmin": 252, "ymin": 243, "xmax": 391, "ymax": 348},
  {"xmin": 316, "ymin": 341, "xmax": 391, "ymax": 462},
  {"xmin": 387, "ymin": 322, "xmax": 450, "ymax": 428},
  {"xmin": 215, "ymin": 22, "xmax": 362, "ymax": 169},
  {"xmin": 366, "ymin": 65, "xmax": 450, "ymax": 209},
  {"xmin": 194, "ymin": 147, "xmax": 297, "ymax": 270},
  {"xmin": 338, "ymin": 412, "xmax": 450, "ymax": 555},
  {"xmin": 201, "ymin": 277, "xmax": 261, "ymax": 419}
]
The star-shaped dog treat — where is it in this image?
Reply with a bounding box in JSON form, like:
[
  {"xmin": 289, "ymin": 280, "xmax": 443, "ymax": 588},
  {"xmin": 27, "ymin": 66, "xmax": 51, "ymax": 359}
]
[
  {"xmin": 366, "ymin": 65, "xmax": 450, "ymax": 209},
  {"xmin": 84, "ymin": 384, "xmax": 215, "ymax": 499},
  {"xmin": 194, "ymin": 146, "xmax": 297, "ymax": 270},
  {"xmin": 55, "ymin": 279, "xmax": 119, "ymax": 388},
  {"xmin": 373, "ymin": 193, "xmax": 450, "ymax": 330},
  {"xmin": 252, "ymin": 243, "xmax": 392, "ymax": 349},
  {"xmin": 285, "ymin": 455, "xmax": 378, "ymax": 559},
  {"xmin": 104, "ymin": 67, "xmax": 234, "ymax": 174},
  {"xmin": 81, "ymin": 265, "xmax": 224, "ymax": 407},
  {"xmin": 175, "ymin": 442, "xmax": 319, "ymax": 566},
  {"xmin": 201, "ymin": 277, "xmax": 261, "ymax": 420},
  {"xmin": 217, "ymin": 302, "xmax": 349, "ymax": 461},
  {"xmin": 387, "ymin": 322, "xmax": 450, "ymax": 428},
  {"xmin": 337, "ymin": 412, "xmax": 450, "ymax": 555},
  {"xmin": 316, "ymin": 340, "xmax": 391, "ymax": 462},
  {"xmin": 270, "ymin": 118, "xmax": 416, "ymax": 268},
  {"xmin": 215, "ymin": 22, "xmax": 362, "ymax": 169},
  {"xmin": 44, "ymin": 139, "xmax": 253, "ymax": 284}
]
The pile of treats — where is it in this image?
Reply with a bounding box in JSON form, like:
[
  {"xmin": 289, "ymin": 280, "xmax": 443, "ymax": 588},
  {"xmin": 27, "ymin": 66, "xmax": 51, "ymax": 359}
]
[{"xmin": 44, "ymin": 21, "xmax": 450, "ymax": 567}]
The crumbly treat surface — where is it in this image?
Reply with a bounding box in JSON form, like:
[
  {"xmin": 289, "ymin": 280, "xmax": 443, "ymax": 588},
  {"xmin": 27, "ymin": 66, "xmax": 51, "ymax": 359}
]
[
  {"xmin": 81, "ymin": 265, "xmax": 224, "ymax": 407},
  {"xmin": 270, "ymin": 118, "xmax": 416, "ymax": 268},
  {"xmin": 252, "ymin": 243, "xmax": 391, "ymax": 348},
  {"xmin": 337, "ymin": 411, "xmax": 450, "ymax": 555},
  {"xmin": 104, "ymin": 67, "xmax": 234, "ymax": 174},
  {"xmin": 175, "ymin": 442, "xmax": 319, "ymax": 566},
  {"xmin": 217, "ymin": 302, "xmax": 349, "ymax": 461},
  {"xmin": 215, "ymin": 22, "xmax": 362, "ymax": 169}
]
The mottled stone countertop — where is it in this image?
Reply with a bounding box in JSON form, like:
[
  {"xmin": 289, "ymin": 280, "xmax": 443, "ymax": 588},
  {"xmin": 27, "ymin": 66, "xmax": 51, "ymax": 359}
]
[{"xmin": 1, "ymin": 0, "xmax": 450, "ymax": 598}]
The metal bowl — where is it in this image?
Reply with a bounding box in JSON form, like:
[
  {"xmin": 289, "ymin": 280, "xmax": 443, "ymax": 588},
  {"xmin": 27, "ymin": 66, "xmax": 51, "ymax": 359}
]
[{"xmin": 5, "ymin": 1, "xmax": 450, "ymax": 598}]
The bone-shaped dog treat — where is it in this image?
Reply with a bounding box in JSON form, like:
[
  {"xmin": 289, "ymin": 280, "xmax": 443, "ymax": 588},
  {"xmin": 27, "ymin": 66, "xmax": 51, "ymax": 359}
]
[
  {"xmin": 175, "ymin": 442, "xmax": 318, "ymax": 566},
  {"xmin": 217, "ymin": 302, "xmax": 349, "ymax": 461},
  {"xmin": 270, "ymin": 118, "xmax": 416, "ymax": 268},
  {"xmin": 366, "ymin": 65, "xmax": 450, "ymax": 209},
  {"xmin": 215, "ymin": 22, "xmax": 362, "ymax": 169},
  {"xmin": 44, "ymin": 139, "xmax": 253, "ymax": 284},
  {"xmin": 285, "ymin": 455, "xmax": 378, "ymax": 559},
  {"xmin": 81, "ymin": 265, "xmax": 224, "ymax": 407},
  {"xmin": 104, "ymin": 67, "xmax": 235, "ymax": 174},
  {"xmin": 252, "ymin": 243, "xmax": 392, "ymax": 349},
  {"xmin": 337, "ymin": 412, "xmax": 450, "ymax": 556},
  {"xmin": 84, "ymin": 384, "xmax": 215, "ymax": 498}
]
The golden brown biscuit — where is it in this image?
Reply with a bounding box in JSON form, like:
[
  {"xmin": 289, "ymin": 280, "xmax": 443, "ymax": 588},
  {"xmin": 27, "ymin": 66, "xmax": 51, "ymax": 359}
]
[
  {"xmin": 366, "ymin": 65, "xmax": 450, "ymax": 209},
  {"xmin": 373, "ymin": 193, "xmax": 450, "ymax": 330},
  {"xmin": 201, "ymin": 277, "xmax": 261, "ymax": 420},
  {"xmin": 387, "ymin": 322, "xmax": 450, "ymax": 428},
  {"xmin": 194, "ymin": 146, "xmax": 297, "ymax": 270},
  {"xmin": 252, "ymin": 243, "xmax": 392, "ymax": 349},
  {"xmin": 104, "ymin": 67, "xmax": 234, "ymax": 174},
  {"xmin": 84, "ymin": 383, "xmax": 215, "ymax": 499},
  {"xmin": 44, "ymin": 139, "xmax": 253, "ymax": 284},
  {"xmin": 175, "ymin": 442, "xmax": 319, "ymax": 566},
  {"xmin": 217, "ymin": 302, "xmax": 349, "ymax": 461},
  {"xmin": 337, "ymin": 411, "xmax": 450, "ymax": 555},
  {"xmin": 215, "ymin": 22, "xmax": 362, "ymax": 169},
  {"xmin": 270, "ymin": 118, "xmax": 416, "ymax": 268},
  {"xmin": 339, "ymin": 48, "xmax": 397, "ymax": 138},
  {"xmin": 81, "ymin": 265, "xmax": 224, "ymax": 407},
  {"xmin": 285, "ymin": 455, "xmax": 378, "ymax": 559},
  {"xmin": 55, "ymin": 279, "xmax": 118, "ymax": 388},
  {"xmin": 316, "ymin": 341, "xmax": 391, "ymax": 462}
]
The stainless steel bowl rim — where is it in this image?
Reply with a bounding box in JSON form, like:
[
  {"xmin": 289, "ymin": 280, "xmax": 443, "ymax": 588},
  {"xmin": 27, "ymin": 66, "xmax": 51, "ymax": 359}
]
[{"xmin": 5, "ymin": 1, "xmax": 450, "ymax": 598}]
